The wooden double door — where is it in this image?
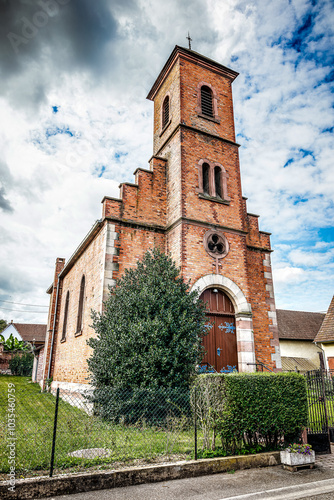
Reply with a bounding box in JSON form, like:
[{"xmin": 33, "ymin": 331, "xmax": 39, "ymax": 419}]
[{"xmin": 200, "ymin": 288, "xmax": 238, "ymax": 373}]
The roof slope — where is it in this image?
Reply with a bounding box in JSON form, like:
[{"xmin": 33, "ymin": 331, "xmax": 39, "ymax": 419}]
[
  {"xmin": 281, "ymin": 356, "xmax": 318, "ymax": 372},
  {"xmin": 314, "ymin": 296, "xmax": 334, "ymax": 343},
  {"xmin": 13, "ymin": 323, "xmax": 47, "ymax": 343},
  {"xmin": 277, "ymin": 309, "xmax": 325, "ymax": 340}
]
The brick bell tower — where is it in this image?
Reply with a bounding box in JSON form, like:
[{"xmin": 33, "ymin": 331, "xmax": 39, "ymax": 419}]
[{"xmin": 147, "ymin": 46, "xmax": 281, "ymax": 373}]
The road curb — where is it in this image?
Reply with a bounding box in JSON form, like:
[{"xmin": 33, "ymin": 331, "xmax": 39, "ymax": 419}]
[{"xmin": 0, "ymin": 451, "xmax": 280, "ymax": 499}]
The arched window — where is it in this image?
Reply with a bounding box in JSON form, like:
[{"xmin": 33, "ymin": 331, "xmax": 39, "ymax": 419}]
[
  {"xmin": 201, "ymin": 86, "xmax": 213, "ymax": 118},
  {"xmin": 214, "ymin": 166, "xmax": 222, "ymax": 199},
  {"xmin": 76, "ymin": 275, "xmax": 85, "ymax": 334},
  {"xmin": 61, "ymin": 291, "xmax": 70, "ymax": 341},
  {"xmin": 198, "ymin": 160, "xmax": 230, "ymax": 202},
  {"xmin": 202, "ymin": 163, "xmax": 210, "ymax": 195},
  {"xmin": 162, "ymin": 95, "xmax": 170, "ymax": 129}
]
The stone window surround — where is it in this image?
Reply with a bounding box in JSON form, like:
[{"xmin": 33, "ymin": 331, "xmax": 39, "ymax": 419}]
[
  {"xmin": 191, "ymin": 274, "xmax": 256, "ymax": 373},
  {"xmin": 196, "ymin": 158, "xmax": 231, "ymax": 202},
  {"xmin": 196, "ymin": 81, "xmax": 220, "ymax": 123},
  {"xmin": 203, "ymin": 229, "xmax": 229, "ymax": 260}
]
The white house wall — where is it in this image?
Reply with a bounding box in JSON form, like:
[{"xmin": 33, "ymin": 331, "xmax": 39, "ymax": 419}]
[{"xmin": 280, "ymin": 340, "xmax": 322, "ymax": 366}]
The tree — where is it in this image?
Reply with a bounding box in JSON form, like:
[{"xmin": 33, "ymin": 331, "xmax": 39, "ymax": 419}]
[
  {"xmin": 87, "ymin": 249, "xmax": 207, "ymax": 393},
  {"xmin": 0, "ymin": 319, "xmax": 7, "ymax": 333},
  {"xmin": 9, "ymin": 352, "xmax": 34, "ymax": 376},
  {"xmin": 0, "ymin": 333, "xmax": 31, "ymax": 352}
]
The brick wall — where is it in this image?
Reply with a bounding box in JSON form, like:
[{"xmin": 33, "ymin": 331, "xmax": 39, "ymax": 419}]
[
  {"xmin": 0, "ymin": 344, "xmax": 12, "ymax": 372},
  {"xmin": 51, "ymin": 223, "xmax": 108, "ymax": 385}
]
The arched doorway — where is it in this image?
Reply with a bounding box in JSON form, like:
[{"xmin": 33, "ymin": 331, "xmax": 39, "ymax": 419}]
[{"xmin": 200, "ymin": 288, "xmax": 238, "ymax": 372}]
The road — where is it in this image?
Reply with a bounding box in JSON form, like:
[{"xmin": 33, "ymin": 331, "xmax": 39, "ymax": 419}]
[{"xmin": 40, "ymin": 460, "xmax": 334, "ymax": 500}]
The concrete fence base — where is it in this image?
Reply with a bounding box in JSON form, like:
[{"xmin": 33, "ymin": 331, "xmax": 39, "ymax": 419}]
[{"xmin": 0, "ymin": 451, "xmax": 280, "ymax": 500}]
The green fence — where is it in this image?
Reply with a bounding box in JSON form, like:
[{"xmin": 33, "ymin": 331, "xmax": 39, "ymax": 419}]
[{"xmin": 0, "ymin": 377, "xmax": 196, "ymax": 478}]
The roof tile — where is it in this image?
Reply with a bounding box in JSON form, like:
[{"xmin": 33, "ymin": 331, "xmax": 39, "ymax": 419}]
[
  {"xmin": 314, "ymin": 296, "xmax": 334, "ymax": 343},
  {"xmin": 12, "ymin": 323, "xmax": 47, "ymax": 343},
  {"xmin": 277, "ymin": 309, "xmax": 325, "ymax": 340}
]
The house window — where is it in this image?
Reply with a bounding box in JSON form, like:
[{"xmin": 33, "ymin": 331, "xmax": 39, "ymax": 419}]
[
  {"xmin": 162, "ymin": 95, "xmax": 170, "ymax": 129},
  {"xmin": 76, "ymin": 275, "xmax": 85, "ymax": 334},
  {"xmin": 203, "ymin": 163, "xmax": 210, "ymax": 195},
  {"xmin": 201, "ymin": 86, "xmax": 213, "ymax": 118},
  {"xmin": 61, "ymin": 291, "xmax": 70, "ymax": 342}
]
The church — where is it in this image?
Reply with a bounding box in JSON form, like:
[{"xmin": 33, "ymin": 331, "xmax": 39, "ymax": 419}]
[{"xmin": 41, "ymin": 45, "xmax": 282, "ymax": 391}]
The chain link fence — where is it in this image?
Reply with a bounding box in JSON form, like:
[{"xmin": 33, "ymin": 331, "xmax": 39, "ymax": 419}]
[{"xmin": 0, "ymin": 379, "xmax": 198, "ymax": 478}]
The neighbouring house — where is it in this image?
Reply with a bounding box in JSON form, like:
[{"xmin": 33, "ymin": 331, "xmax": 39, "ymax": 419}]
[
  {"xmin": 41, "ymin": 45, "xmax": 282, "ymax": 392},
  {"xmin": 277, "ymin": 309, "xmax": 325, "ymax": 373},
  {"xmin": 0, "ymin": 321, "xmax": 47, "ymax": 381},
  {"xmin": 314, "ymin": 296, "xmax": 334, "ymax": 370}
]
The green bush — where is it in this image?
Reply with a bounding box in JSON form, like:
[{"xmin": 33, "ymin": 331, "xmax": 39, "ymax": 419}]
[
  {"xmin": 87, "ymin": 250, "xmax": 207, "ymax": 420},
  {"xmin": 193, "ymin": 372, "xmax": 308, "ymax": 453},
  {"xmin": 9, "ymin": 352, "xmax": 34, "ymax": 376}
]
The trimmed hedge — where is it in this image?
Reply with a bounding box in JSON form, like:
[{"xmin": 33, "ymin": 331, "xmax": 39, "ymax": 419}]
[{"xmin": 193, "ymin": 372, "xmax": 308, "ymax": 452}]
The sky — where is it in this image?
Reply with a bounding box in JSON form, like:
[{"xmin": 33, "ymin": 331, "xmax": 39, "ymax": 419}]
[{"xmin": 0, "ymin": 0, "xmax": 333, "ymax": 324}]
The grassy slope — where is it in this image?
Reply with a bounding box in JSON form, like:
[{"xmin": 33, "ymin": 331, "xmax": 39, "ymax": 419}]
[{"xmin": 0, "ymin": 376, "xmax": 193, "ymax": 476}]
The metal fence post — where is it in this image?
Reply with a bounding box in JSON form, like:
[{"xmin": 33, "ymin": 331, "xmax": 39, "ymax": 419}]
[
  {"xmin": 50, "ymin": 388, "xmax": 60, "ymax": 477},
  {"xmin": 320, "ymin": 369, "xmax": 331, "ymax": 454},
  {"xmin": 194, "ymin": 386, "xmax": 197, "ymax": 460}
]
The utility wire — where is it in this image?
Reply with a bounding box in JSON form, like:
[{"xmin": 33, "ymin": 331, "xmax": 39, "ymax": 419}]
[
  {"xmin": 0, "ymin": 306, "xmax": 47, "ymax": 314},
  {"xmin": 0, "ymin": 300, "xmax": 48, "ymax": 308}
]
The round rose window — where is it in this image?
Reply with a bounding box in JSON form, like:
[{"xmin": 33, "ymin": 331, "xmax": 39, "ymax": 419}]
[{"xmin": 203, "ymin": 230, "xmax": 229, "ymax": 259}]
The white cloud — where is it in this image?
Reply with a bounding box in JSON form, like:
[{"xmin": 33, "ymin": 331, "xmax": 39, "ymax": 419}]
[
  {"xmin": 0, "ymin": 0, "xmax": 333, "ymax": 321},
  {"xmin": 273, "ymin": 266, "xmax": 306, "ymax": 284}
]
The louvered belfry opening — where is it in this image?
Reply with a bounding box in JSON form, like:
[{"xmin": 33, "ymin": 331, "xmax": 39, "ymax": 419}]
[
  {"xmin": 202, "ymin": 163, "xmax": 210, "ymax": 195},
  {"xmin": 201, "ymin": 85, "xmax": 213, "ymax": 117},
  {"xmin": 162, "ymin": 95, "xmax": 169, "ymax": 128}
]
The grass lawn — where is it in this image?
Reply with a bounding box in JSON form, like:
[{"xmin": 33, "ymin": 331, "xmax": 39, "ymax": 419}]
[
  {"xmin": 308, "ymin": 398, "xmax": 334, "ymax": 431},
  {"xmin": 0, "ymin": 376, "xmax": 194, "ymax": 478}
]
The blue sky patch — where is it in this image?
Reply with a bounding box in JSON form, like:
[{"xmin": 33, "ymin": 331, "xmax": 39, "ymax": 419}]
[
  {"xmin": 93, "ymin": 165, "xmax": 106, "ymax": 178},
  {"xmin": 288, "ymin": 13, "xmax": 314, "ymax": 53},
  {"xmin": 300, "ymin": 149, "xmax": 315, "ymax": 159},
  {"xmin": 45, "ymin": 126, "xmax": 74, "ymax": 138},
  {"xmin": 283, "ymin": 158, "xmax": 294, "ymax": 168},
  {"xmin": 292, "ymin": 195, "xmax": 309, "ymax": 205},
  {"xmin": 114, "ymin": 151, "xmax": 128, "ymax": 160},
  {"xmin": 318, "ymin": 227, "xmax": 334, "ymax": 243},
  {"xmin": 52, "ymin": 106, "xmax": 59, "ymax": 114},
  {"xmin": 322, "ymin": 127, "xmax": 334, "ymax": 134}
]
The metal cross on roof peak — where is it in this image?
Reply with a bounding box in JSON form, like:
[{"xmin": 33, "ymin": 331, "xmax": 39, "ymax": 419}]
[{"xmin": 186, "ymin": 32, "xmax": 192, "ymax": 50}]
